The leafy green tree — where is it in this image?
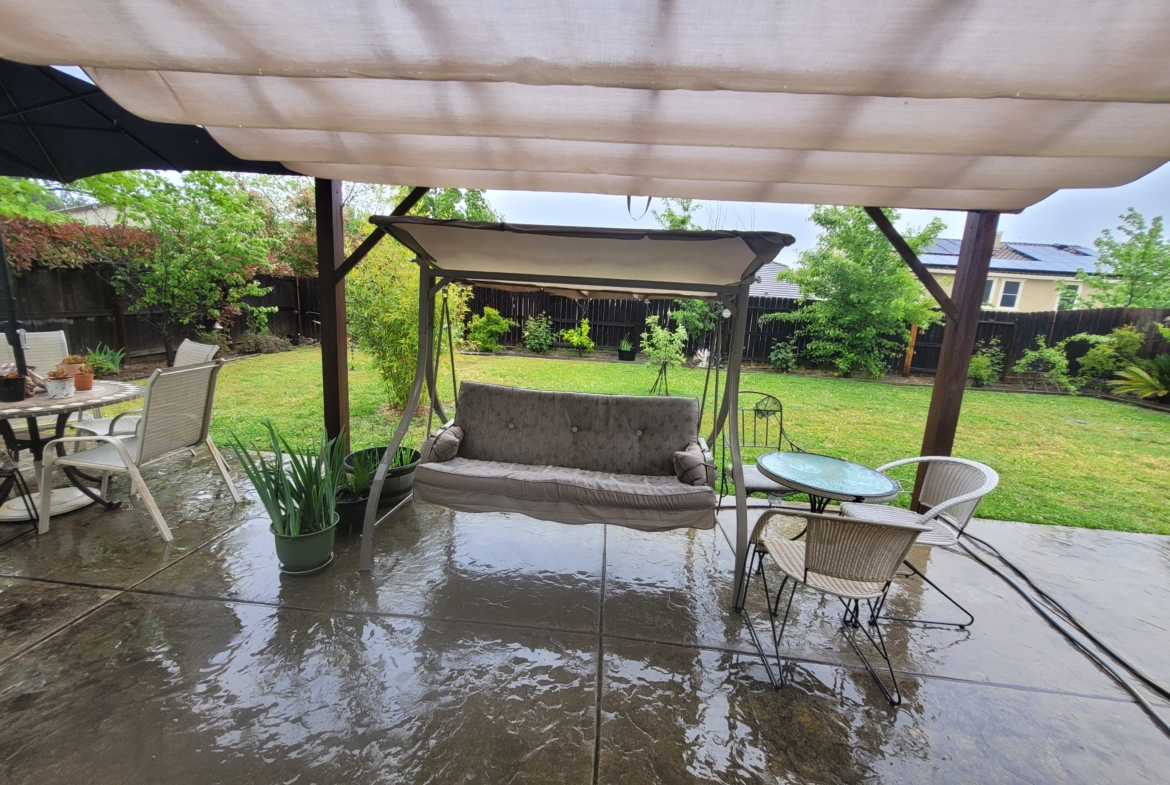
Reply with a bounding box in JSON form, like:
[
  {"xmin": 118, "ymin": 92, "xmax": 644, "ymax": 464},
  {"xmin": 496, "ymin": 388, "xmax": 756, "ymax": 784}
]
[
  {"xmin": 72, "ymin": 171, "xmax": 277, "ymax": 365},
  {"xmin": 641, "ymin": 314, "xmax": 688, "ymax": 394},
  {"xmin": 0, "ymin": 177, "xmax": 69, "ymax": 221},
  {"xmin": 1069, "ymin": 209, "xmax": 1170, "ymax": 308},
  {"xmin": 765, "ymin": 205, "xmax": 944, "ymax": 378}
]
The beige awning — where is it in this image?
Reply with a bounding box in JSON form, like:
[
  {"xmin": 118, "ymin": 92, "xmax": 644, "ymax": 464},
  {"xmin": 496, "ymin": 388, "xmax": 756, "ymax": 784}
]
[
  {"xmin": 3, "ymin": 1, "xmax": 1168, "ymax": 210},
  {"xmin": 371, "ymin": 217, "xmax": 794, "ymax": 299}
]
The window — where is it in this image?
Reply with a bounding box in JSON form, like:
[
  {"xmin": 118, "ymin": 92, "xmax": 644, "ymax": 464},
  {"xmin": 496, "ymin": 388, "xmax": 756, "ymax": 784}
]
[
  {"xmin": 1058, "ymin": 284, "xmax": 1080, "ymax": 311},
  {"xmin": 999, "ymin": 280, "xmax": 1021, "ymax": 309},
  {"xmin": 982, "ymin": 279, "xmax": 994, "ymax": 305}
]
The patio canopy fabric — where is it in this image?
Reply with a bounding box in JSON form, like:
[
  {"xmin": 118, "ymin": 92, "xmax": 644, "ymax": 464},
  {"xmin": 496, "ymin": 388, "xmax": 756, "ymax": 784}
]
[
  {"xmin": 370, "ymin": 216, "xmax": 795, "ymax": 299},
  {"xmin": 2, "ymin": 1, "xmax": 1168, "ymax": 210}
]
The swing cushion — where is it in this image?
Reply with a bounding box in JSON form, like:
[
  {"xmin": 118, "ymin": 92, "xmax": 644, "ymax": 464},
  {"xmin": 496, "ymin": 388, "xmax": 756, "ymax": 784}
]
[{"xmin": 415, "ymin": 382, "xmax": 716, "ymax": 530}]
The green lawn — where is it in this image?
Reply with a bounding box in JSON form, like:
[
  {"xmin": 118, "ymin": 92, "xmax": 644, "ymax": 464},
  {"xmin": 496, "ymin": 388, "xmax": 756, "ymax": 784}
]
[{"xmin": 144, "ymin": 347, "xmax": 1169, "ymax": 535}]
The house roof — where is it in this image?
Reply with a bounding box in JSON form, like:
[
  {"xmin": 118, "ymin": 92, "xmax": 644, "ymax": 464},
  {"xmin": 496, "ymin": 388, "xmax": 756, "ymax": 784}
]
[
  {"xmin": 750, "ymin": 260, "xmax": 801, "ymax": 299},
  {"xmin": 921, "ymin": 239, "xmax": 1099, "ymax": 276},
  {"xmin": 2, "ymin": 2, "xmax": 1169, "ymax": 212}
]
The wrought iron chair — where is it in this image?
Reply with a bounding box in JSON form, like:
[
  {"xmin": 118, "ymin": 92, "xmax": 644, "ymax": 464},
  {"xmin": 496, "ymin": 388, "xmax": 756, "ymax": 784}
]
[
  {"xmin": 39, "ymin": 361, "xmax": 240, "ymax": 541},
  {"xmin": 74, "ymin": 339, "xmax": 220, "ymax": 438},
  {"xmin": 840, "ymin": 456, "xmax": 999, "ymax": 629},
  {"xmin": 742, "ymin": 509, "xmax": 929, "ymax": 705},
  {"xmin": 718, "ymin": 390, "xmax": 803, "ymax": 506}
]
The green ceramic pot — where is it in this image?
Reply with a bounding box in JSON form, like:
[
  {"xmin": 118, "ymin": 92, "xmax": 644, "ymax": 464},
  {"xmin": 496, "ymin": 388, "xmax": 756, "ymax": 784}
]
[{"xmin": 271, "ymin": 514, "xmax": 338, "ymax": 573}]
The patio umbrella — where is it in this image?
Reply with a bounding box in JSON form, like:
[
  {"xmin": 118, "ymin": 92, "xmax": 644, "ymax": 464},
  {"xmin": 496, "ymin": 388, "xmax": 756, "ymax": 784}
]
[{"xmin": 0, "ymin": 58, "xmax": 295, "ymax": 376}]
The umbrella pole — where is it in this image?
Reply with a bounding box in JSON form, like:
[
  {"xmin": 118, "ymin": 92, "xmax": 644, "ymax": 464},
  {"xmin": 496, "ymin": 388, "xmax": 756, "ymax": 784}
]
[{"xmin": 0, "ymin": 234, "xmax": 28, "ymax": 378}]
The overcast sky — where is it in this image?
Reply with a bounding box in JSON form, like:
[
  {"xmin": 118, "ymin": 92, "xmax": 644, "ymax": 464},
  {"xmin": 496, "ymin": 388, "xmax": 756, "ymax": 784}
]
[{"xmin": 487, "ymin": 162, "xmax": 1170, "ymax": 261}]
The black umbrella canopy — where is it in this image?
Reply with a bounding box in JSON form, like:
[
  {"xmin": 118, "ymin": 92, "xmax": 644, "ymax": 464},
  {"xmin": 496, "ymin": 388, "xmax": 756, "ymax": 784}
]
[{"xmin": 0, "ymin": 58, "xmax": 294, "ymax": 181}]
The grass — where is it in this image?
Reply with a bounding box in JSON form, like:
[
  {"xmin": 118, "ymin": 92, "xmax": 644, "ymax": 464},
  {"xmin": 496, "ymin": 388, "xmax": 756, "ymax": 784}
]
[{"xmin": 114, "ymin": 347, "xmax": 1170, "ymax": 535}]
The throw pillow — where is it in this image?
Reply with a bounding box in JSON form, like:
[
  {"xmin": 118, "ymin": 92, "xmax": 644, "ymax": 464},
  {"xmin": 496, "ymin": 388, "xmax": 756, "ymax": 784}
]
[
  {"xmin": 673, "ymin": 441, "xmax": 711, "ymax": 486},
  {"xmin": 430, "ymin": 425, "xmax": 464, "ymax": 462}
]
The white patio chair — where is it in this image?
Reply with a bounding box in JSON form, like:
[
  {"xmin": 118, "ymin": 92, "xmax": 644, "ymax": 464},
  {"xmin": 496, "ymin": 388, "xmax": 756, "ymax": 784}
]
[
  {"xmin": 839, "ymin": 457, "xmax": 999, "ymax": 629},
  {"xmin": 39, "ymin": 361, "xmax": 240, "ymax": 541},
  {"xmin": 742, "ymin": 509, "xmax": 929, "ymax": 705},
  {"xmin": 73, "ymin": 338, "xmax": 220, "ymax": 438},
  {"xmin": 1, "ymin": 331, "xmax": 93, "ymax": 447}
]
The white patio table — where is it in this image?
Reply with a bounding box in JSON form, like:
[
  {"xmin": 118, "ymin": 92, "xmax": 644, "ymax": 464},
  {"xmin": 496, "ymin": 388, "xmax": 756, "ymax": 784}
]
[{"xmin": 0, "ymin": 381, "xmax": 143, "ymax": 520}]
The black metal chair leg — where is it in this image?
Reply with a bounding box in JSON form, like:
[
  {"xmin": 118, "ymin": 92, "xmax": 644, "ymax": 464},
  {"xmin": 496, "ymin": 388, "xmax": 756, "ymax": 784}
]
[
  {"xmin": 741, "ymin": 548, "xmax": 782, "ymax": 689},
  {"xmin": 843, "ymin": 597, "xmax": 903, "ymax": 706},
  {"xmin": 879, "ymin": 559, "xmax": 975, "ymax": 629}
]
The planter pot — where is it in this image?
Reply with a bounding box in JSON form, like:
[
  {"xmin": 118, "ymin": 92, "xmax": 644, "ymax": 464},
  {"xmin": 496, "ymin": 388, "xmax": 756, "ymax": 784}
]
[
  {"xmin": 73, "ymin": 372, "xmax": 94, "ymax": 391},
  {"xmin": 287, "ymin": 334, "xmax": 301, "ymax": 346},
  {"xmin": 345, "ymin": 446, "xmax": 421, "ymax": 507},
  {"xmin": 56, "ymin": 362, "xmax": 87, "ymax": 377},
  {"xmin": 335, "ymin": 495, "xmax": 369, "ymax": 532},
  {"xmin": 0, "ymin": 376, "xmax": 26, "ymax": 402},
  {"xmin": 271, "ymin": 515, "xmax": 338, "ymax": 573},
  {"xmin": 617, "ymin": 348, "xmax": 636, "ymax": 361},
  {"xmin": 44, "ymin": 377, "xmax": 75, "ymax": 399}
]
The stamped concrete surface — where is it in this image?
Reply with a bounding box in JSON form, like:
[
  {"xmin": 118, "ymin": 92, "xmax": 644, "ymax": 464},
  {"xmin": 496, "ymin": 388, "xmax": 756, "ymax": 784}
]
[{"xmin": 0, "ymin": 450, "xmax": 1168, "ymax": 784}]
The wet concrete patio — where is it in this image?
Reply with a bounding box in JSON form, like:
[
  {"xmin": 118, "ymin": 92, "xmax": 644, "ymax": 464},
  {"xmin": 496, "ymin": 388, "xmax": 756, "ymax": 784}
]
[{"xmin": 1, "ymin": 450, "xmax": 1168, "ymax": 784}]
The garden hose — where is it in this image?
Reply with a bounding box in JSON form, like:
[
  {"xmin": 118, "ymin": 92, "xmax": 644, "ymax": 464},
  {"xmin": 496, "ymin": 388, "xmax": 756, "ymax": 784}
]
[{"xmin": 955, "ymin": 534, "xmax": 1170, "ymax": 739}]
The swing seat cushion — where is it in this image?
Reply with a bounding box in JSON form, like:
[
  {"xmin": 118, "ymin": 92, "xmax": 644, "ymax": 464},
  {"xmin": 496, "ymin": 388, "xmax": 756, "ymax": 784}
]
[
  {"xmin": 415, "ymin": 382, "xmax": 716, "ymax": 530},
  {"xmin": 415, "ymin": 458, "xmax": 716, "ymax": 531}
]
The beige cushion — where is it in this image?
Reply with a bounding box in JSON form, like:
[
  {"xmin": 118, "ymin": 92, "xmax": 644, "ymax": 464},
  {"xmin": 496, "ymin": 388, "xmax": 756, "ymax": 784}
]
[
  {"xmin": 673, "ymin": 442, "xmax": 710, "ymax": 486},
  {"xmin": 415, "ymin": 458, "xmax": 716, "ymax": 531},
  {"xmin": 429, "ymin": 425, "xmax": 463, "ymax": 462}
]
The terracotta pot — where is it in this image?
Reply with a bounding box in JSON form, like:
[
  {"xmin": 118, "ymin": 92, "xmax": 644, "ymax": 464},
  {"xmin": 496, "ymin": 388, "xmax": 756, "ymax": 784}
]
[
  {"xmin": 73, "ymin": 372, "xmax": 94, "ymax": 391},
  {"xmin": 56, "ymin": 363, "xmax": 87, "ymax": 377}
]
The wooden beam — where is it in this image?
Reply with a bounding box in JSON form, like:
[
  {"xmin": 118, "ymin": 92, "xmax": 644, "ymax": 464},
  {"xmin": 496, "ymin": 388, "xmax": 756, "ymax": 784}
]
[
  {"xmin": 316, "ymin": 178, "xmax": 349, "ymax": 450},
  {"xmin": 865, "ymin": 206, "xmax": 959, "ymax": 321},
  {"xmin": 914, "ymin": 210, "xmax": 999, "ymax": 508},
  {"xmin": 335, "ymin": 187, "xmax": 430, "ymax": 279}
]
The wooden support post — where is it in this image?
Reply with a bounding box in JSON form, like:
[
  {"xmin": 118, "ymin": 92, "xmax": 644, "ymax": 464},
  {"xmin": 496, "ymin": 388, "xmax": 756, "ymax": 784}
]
[
  {"xmin": 316, "ymin": 178, "xmax": 349, "ymax": 450},
  {"xmin": 902, "ymin": 323, "xmax": 918, "ymax": 377},
  {"xmin": 915, "ymin": 211, "xmax": 999, "ymax": 508}
]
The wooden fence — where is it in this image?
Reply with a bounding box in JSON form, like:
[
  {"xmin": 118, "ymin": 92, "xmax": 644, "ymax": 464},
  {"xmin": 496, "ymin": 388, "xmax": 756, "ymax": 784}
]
[{"xmin": 9, "ymin": 265, "xmax": 1167, "ymax": 373}]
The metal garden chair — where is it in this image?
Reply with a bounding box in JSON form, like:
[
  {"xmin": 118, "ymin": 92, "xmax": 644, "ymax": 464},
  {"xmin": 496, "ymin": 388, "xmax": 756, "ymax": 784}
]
[
  {"xmin": 742, "ymin": 509, "xmax": 929, "ymax": 705},
  {"xmin": 74, "ymin": 338, "xmax": 220, "ymax": 439},
  {"xmin": 1, "ymin": 331, "xmax": 93, "ymax": 452},
  {"xmin": 39, "ymin": 361, "xmax": 240, "ymax": 541},
  {"xmin": 718, "ymin": 390, "xmax": 803, "ymax": 506},
  {"xmin": 840, "ymin": 456, "xmax": 999, "ymax": 629}
]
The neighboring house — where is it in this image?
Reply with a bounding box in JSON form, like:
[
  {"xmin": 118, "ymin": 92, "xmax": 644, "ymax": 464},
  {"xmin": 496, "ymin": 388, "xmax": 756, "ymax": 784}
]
[
  {"xmin": 750, "ymin": 259, "xmax": 801, "ymax": 299},
  {"xmin": 52, "ymin": 202, "xmax": 121, "ymax": 226},
  {"xmin": 922, "ymin": 234, "xmax": 1099, "ymax": 312}
]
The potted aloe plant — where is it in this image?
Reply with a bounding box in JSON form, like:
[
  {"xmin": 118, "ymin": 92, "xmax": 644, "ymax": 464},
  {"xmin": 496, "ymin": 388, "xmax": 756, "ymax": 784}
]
[
  {"xmin": 617, "ymin": 335, "xmax": 637, "ymax": 361},
  {"xmin": 344, "ymin": 445, "xmax": 421, "ymax": 508},
  {"xmin": 335, "ymin": 449, "xmax": 379, "ymax": 531},
  {"xmin": 231, "ymin": 421, "xmax": 347, "ymax": 574}
]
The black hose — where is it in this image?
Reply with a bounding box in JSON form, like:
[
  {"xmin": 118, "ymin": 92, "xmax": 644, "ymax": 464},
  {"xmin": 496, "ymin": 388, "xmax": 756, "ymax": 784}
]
[{"xmin": 955, "ymin": 536, "xmax": 1170, "ymax": 738}]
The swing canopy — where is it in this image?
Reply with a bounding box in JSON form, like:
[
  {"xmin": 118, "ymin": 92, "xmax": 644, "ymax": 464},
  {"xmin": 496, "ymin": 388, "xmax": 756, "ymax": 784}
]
[{"xmin": 370, "ymin": 216, "xmax": 795, "ymax": 300}]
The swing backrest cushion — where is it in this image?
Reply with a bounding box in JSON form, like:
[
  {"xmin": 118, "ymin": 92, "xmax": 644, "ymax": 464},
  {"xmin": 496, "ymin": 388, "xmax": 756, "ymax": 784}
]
[{"xmin": 453, "ymin": 382, "xmax": 699, "ymax": 476}]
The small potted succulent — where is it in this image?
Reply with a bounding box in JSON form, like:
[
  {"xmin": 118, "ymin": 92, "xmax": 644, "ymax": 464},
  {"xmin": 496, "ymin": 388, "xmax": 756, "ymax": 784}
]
[
  {"xmin": 617, "ymin": 335, "xmax": 637, "ymax": 361},
  {"xmin": 72, "ymin": 363, "xmax": 95, "ymax": 392},
  {"xmin": 344, "ymin": 445, "xmax": 421, "ymax": 508},
  {"xmin": 231, "ymin": 421, "xmax": 346, "ymax": 574},
  {"xmin": 335, "ymin": 449, "xmax": 380, "ymax": 531},
  {"xmin": 44, "ymin": 368, "xmax": 75, "ymax": 399},
  {"xmin": 57, "ymin": 354, "xmax": 89, "ymax": 377},
  {"xmin": 0, "ymin": 367, "xmax": 26, "ymax": 402}
]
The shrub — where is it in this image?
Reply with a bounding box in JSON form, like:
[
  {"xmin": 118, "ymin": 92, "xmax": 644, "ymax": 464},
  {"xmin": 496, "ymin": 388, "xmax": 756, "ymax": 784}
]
[
  {"xmin": 467, "ymin": 306, "xmax": 515, "ymax": 352},
  {"xmin": 641, "ymin": 314, "xmax": 687, "ymax": 394},
  {"xmin": 194, "ymin": 329, "xmax": 232, "ymax": 354},
  {"xmin": 1074, "ymin": 325, "xmax": 1144, "ymax": 387},
  {"xmin": 560, "ymin": 318, "xmax": 595, "ymax": 356},
  {"xmin": 238, "ymin": 331, "xmax": 291, "ymax": 355},
  {"xmin": 1110, "ymin": 354, "xmax": 1170, "ymax": 402},
  {"xmin": 768, "ymin": 340, "xmax": 798, "ymax": 373},
  {"xmin": 84, "ymin": 343, "xmax": 125, "ymax": 377},
  {"xmin": 522, "ymin": 313, "xmax": 556, "ymax": 353},
  {"xmin": 967, "ymin": 337, "xmax": 1004, "ymax": 387},
  {"xmin": 1013, "ymin": 336, "xmax": 1077, "ymax": 392}
]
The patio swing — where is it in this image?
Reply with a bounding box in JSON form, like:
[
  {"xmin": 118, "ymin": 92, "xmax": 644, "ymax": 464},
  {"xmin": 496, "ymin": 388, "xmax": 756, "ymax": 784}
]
[{"xmin": 355, "ymin": 217, "xmax": 794, "ymax": 613}]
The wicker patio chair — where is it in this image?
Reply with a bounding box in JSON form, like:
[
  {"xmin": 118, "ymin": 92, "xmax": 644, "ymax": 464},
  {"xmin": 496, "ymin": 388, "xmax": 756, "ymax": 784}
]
[
  {"xmin": 74, "ymin": 339, "xmax": 220, "ymax": 439},
  {"xmin": 719, "ymin": 390, "xmax": 803, "ymax": 506},
  {"xmin": 742, "ymin": 509, "xmax": 929, "ymax": 705},
  {"xmin": 839, "ymin": 457, "xmax": 999, "ymax": 629},
  {"xmin": 39, "ymin": 361, "xmax": 240, "ymax": 541}
]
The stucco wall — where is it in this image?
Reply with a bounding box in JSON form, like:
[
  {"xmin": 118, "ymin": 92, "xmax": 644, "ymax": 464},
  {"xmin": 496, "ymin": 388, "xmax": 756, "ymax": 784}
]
[{"xmin": 930, "ymin": 271, "xmax": 1097, "ymax": 311}]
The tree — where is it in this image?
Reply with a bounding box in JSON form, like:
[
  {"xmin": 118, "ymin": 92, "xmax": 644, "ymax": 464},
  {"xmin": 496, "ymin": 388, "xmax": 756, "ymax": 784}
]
[
  {"xmin": 72, "ymin": 171, "xmax": 277, "ymax": 365},
  {"xmin": 346, "ymin": 186, "xmax": 496, "ymax": 407},
  {"xmin": 0, "ymin": 177, "xmax": 70, "ymax": 221},
  {"xmin": 766, "ymin": 205, "xmax": 944, "ymax": 378},
  {"xmin": 1067, "ymin": 209, "xmax": 1170, "ymax": 308}
]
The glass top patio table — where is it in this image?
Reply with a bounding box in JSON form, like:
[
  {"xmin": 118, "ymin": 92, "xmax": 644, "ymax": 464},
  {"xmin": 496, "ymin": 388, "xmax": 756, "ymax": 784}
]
[{"xmin": 756, "ymin": 451, "xmax": 900, "ymax": 512}]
